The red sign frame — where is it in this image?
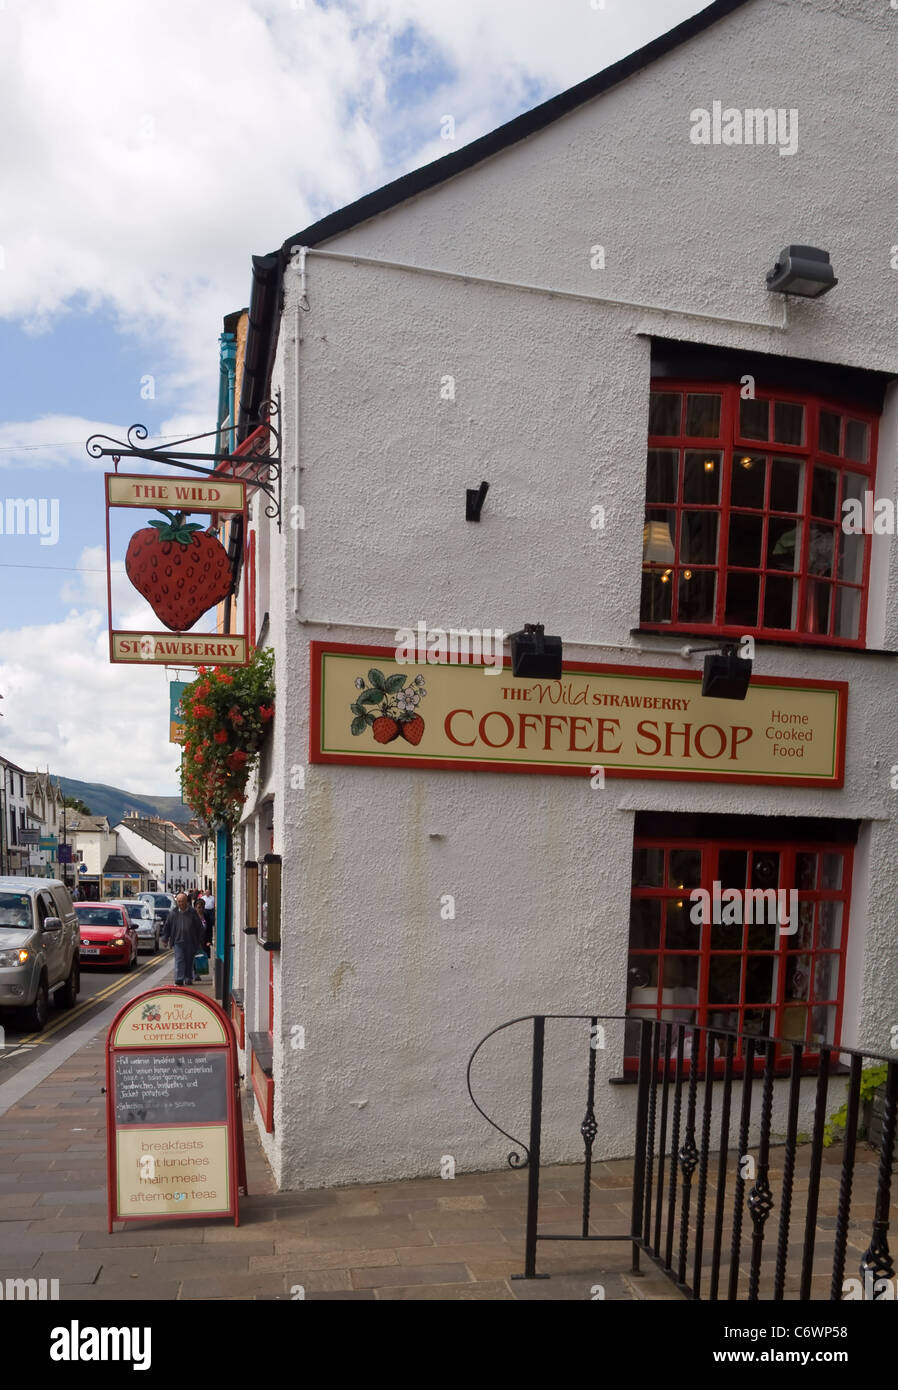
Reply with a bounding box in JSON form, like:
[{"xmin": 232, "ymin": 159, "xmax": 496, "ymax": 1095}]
[
  {"xmin": 104, "ymin": 472, "xmax": 251, "ymax": 668},
  {"xmin": 105, "ymin": 987, "xmax": 246, "ymax": 1231}
]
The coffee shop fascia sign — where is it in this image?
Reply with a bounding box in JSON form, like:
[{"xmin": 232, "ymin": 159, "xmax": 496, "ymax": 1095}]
[{"xmin": 310, "ymin": 644, "xmax": 846, "ymax": 788}]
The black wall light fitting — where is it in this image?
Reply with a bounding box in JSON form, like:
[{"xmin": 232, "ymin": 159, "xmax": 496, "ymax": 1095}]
[
  {"xmin": 466, "ymin": 480, "xmax": 489, "ymax": 521},
  {"xmin": 765, "ymin": 245, "xmax": 837, "ymax": 299},
  {"xmin": 509, "ymin": 623, "xmax": 563, "ymax": 679}
]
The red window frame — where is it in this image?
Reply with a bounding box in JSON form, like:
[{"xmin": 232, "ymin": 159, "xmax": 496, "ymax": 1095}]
[
  {"xmin": 625, "ymin": 835, "xmax": 852, "ymax": 1076},
  {"xmin": 641, "ymin": 382, "xmax": 878, "ymax": 648}
]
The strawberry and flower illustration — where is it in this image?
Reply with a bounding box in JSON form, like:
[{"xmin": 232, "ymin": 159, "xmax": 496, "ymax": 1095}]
[{"xmin": 350, "ymin": 669, "xmax": 427, "ymax": 745}]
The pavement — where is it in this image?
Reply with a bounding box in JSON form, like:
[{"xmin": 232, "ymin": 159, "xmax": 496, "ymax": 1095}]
[
  {"xmin": 0, "ymin": 952, "xmax": 679, "ymax": 1301},
  {"xmin": 0, "ymin": 963, "xmax": 890, "ymax": 1300}
]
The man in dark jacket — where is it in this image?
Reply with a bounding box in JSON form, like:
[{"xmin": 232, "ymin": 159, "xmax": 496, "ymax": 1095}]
[{"xmin": 161, "ymin": 893, "xmax": 204, "ymax": 986}]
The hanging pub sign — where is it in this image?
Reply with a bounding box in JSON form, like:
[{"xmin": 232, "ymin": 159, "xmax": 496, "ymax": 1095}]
[
  {"xmin": 104, "ymin": 473, "xmax": 249, "ymax": 668},
  {"xmin": 310, "ymin": 642, "xmax": 847, "ymax": 789},
  {"xmin": 105, "ymin": 987, "xmax": 246, "ymax": 1230}
]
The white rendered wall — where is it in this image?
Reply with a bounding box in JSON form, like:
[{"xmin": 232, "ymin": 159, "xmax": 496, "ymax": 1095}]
[{"xmin": 244, "ymin": 0, "xmax": 898, "ymax": 1187}]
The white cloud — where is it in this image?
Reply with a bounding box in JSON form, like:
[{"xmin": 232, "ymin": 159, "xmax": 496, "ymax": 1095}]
[
  {"xmin": 0, "ymin": 0, "xmax": 703, "ymax": 411},
  {"xmin": 0, "ymin": 610, "xmax": 181, "ymax": 792},
  {"xmin": 0, "ymin": 0, "xmax": 705, "ymax": 794},
  {"xmin": 0, "ymin": 414, "xmax": 211, "ymax": 471}
]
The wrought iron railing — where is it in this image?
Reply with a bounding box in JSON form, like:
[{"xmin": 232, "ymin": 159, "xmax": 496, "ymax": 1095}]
[{"xmin": 466, "ymin": 1014, "xmax": 898, "ymax": 1298}]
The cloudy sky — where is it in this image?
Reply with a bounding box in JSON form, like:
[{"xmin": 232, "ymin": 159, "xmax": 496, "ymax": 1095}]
[{"xmin": 0, "ymin": 0, "xmax": 707, "ymax": 794}]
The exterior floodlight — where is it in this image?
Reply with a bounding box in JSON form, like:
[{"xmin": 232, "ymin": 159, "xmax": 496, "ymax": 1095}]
[
  {"xmin": 765, "ymin": 245, "xmax": 837, "ymax": 298},
  {"xmin": 510, "ymin": 624, "xmax": 562, "ymax": 679}
]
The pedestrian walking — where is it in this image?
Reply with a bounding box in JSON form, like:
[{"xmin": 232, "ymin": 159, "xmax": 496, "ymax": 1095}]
[
  {"xmin": 202, "ymin": 889, "xmax": 215, "ymax": 955},
  {"xmin": 160, "ymin": 892, "xmax": 205, "ymax": 987}
]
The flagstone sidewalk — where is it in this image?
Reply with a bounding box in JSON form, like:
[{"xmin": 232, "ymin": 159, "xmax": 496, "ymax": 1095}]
[
  {"xmin": 0, "ymin": 1015, "xmax": 889, "ymax": 1300},
  {"xmin": 0, "ymin": 1021, "xmax": 680, "ymax": 1300}
]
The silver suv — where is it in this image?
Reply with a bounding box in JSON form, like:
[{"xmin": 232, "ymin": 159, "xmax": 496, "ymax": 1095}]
[{"xmin": 0, "ymin": 877, "xmax": 80, "ymax": 1032}]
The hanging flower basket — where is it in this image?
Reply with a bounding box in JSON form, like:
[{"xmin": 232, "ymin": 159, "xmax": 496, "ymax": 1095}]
[{"xmin": 179, "ymin": 646, "xmax": 275, "ymax": 827}]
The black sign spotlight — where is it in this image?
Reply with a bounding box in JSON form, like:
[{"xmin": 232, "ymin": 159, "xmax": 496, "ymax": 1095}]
[
  {"xmin": 696, "ymin": 642, "xmax": 753, "ymax": 700},
  {"xmin": 509, "ymin": 623, "xmax": 563, "ymax": 679}
]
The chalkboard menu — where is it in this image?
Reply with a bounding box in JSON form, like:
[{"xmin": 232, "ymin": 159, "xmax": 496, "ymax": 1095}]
[
  {"xmin": 106, "ymin": 987, "xmax": 243, "ymax": 1230},
  {"xmin": 114, "ymin": 1051, "xmax": 228, "ymax": 1126}
]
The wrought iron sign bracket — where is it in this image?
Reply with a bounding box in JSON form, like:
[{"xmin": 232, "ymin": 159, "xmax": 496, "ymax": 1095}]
[{"xmin": 86, "ymin": 399, "xmax": 282, "ymax": 528}]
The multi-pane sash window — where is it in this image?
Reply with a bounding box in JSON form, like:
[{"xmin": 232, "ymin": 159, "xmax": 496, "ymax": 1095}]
[
  {"xmin": 626, "ymin": 836, "xmax": 851, "ymax": 1070},
  {"xmin": 641, "ymin": 385, "xmax": 877, "ymax": 645}
]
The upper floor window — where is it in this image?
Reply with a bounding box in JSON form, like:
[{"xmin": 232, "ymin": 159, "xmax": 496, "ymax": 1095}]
[{"xmin": 641, "ymin": 384, "xmax": 877, "ymax": 646}]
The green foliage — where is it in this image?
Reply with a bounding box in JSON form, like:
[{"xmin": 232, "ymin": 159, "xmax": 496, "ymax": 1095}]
[
  {"xmin": 63, "ymin": 796, "xmax": 92, "ymax": 816},
  {"xmin": 822, "ymin": 1065, "xmax": 888, "ymax": 1147}
]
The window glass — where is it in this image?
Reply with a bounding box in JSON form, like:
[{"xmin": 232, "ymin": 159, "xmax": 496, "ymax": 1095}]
[
  {"xmin": 769, "ymin": 457, "xmax": 802, "ymax": 513},
  {"xmin": 632, "ymin": 846, "xmax": 664, "ymax": 887},
  {"xmin": 678, "ymin": 569, "xmax": 715, "ymax": 624},
  {"xmin": 811, "ymin": 467, "xmax": 839, "ymax": 520},
  {"xmin": 724, "ymin": 572, "xmax": 759, "ymax": 626},
  {"xmin": 680, "ymin": 512, "xmax": 718, "ymax": 565},
  {"xmin": 844, "ymin": 419, "xmax": 868, "ymax": 463},
  {"xmin": 739, "ymin": 397, "xmax": 769, "ymax": 440},
  {"xmin": 768, "ymin": 517, "xmax": 801, "ymax": 572},
  {"xmin": 649, "ymin": 392, "xmax": 681, "ymax": 436},
  {"xmin": 683, "ymin": 451, "xmax": 721, "ymax": 503},
  {"xmin": 818, "ymin": 411, "xmax": 841, "ymax": 455},
  {"xmin": 645, "ymin": 450, "xmax": 679, "ymax": 503},
  {"xmin": 728, "ymin": 514, "xmax": 762, "ymax": 568},
  {"xmin": 773, "ymin": 401, "xmax": 804, "ymax": 446},
  {"xmin": 685, "ymin": 393, "xmax": 722, "ymax": 438},
  {"xmin": 0, "ymin": 893, "xmax": 33, "ymax": 928},
  {"xmin": 731, "ymin": 454, "xmax": 766, "ymax": 508}
]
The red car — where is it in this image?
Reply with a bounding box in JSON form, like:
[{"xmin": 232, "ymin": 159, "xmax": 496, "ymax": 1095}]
[{"xmin": 73, "ymin": 902, "xmax": 139, "ymax": 969}]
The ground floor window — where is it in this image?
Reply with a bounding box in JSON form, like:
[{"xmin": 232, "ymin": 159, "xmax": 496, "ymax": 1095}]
[{"xmin": 626, "ymin": 814, "xmax": 855, "ymax": 1068}]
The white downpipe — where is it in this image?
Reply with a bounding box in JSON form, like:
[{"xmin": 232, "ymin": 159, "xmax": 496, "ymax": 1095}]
[{"xmin": 287, "ymin": 251, "xmax": 716, "ymax": 662}]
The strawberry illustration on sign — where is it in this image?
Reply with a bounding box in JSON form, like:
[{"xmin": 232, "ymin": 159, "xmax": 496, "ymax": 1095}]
[
  {"xmin": 350, "ymin": 669, "xmax": 426, "ymax": 745},
  {"xmin": 125, "ymin": 510, "xmax": 233, "ymax": 632}
]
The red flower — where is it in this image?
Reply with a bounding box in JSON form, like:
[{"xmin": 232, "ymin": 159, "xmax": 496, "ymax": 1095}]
[
  {"xmin": 217, "ymin": 672, "xmax": 233, "ymax": 685},
  {"xmin": 259, "ymin": 704, "xmax": 274, "ymax": 721},
  {"xmin": 195, "ymin": 751, "xmax": 205, "ymax": 764},
  {"xmin": 193, "ymin": 703, "xmax": 214, "ymax": 719},
  {"xmin": 227, "ymin": 706, "xmax": 244, "ymax": 725},
  {"xmin": 226, "ymin": 750, "xmax": 248, "ymax": 771},
  {"xmin": 214, "ymin": 730, "xmax": 228, "ymax": 744}
]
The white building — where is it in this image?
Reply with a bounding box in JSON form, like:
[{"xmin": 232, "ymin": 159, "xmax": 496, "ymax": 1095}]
[
  {"xmin": 0, "ymin": 758, "xmax": 31, "ymax": 876},
  {"xmin": 114, "ymin": 816, "xmax": 199, "ymax": 894},
  {"xmin": 223, "ymin": 0, "xmax": 898, "ymax": 1189}
]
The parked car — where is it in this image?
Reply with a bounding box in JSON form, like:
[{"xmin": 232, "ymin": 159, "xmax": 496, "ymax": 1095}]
[
  {"xmin": 0, "ymin": 877, "xmax": 80, "ymax": 1032},
  {"xmin": 121, "ymin": 898, "xmax": 160, "ymax": 954},
  {"xmin": 136, "ymin": 892, "xmax": 176, "ymax": 928},
  {"xmin": 73, "ymin": 902, "xmax": 139, "ymax": 970}
]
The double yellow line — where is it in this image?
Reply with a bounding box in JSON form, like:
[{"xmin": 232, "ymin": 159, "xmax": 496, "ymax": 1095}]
[{"xmin": 11, "ymin": 950, "xmax": 172, "ymax": 1049}]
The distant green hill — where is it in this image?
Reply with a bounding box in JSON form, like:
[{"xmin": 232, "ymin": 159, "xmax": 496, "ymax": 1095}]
[{"xmin": 57, "ymin": 777, "xmax": 192, "ymax": 826}]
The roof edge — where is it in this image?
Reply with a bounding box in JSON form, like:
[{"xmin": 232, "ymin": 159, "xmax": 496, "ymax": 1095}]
[{"xmin": 282, "ymin": 0, "xmax": 753, "ymax": 254}]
